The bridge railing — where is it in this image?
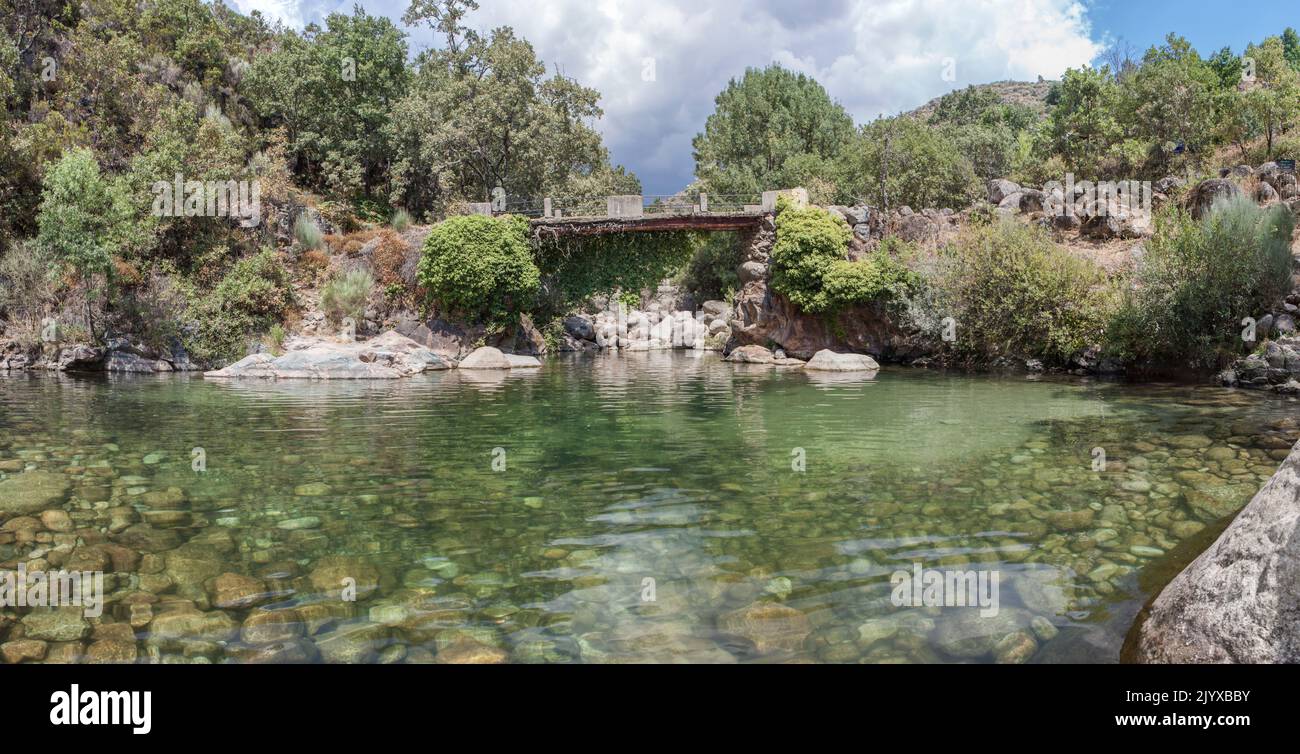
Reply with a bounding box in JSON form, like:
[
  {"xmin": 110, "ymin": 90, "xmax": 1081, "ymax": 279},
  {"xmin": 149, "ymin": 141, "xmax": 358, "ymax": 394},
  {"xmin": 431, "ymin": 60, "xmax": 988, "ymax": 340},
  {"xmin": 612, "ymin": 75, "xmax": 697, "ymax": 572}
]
[{"xmin": 470, "ymin": 190, "xmax": 797, "ymax": 219}]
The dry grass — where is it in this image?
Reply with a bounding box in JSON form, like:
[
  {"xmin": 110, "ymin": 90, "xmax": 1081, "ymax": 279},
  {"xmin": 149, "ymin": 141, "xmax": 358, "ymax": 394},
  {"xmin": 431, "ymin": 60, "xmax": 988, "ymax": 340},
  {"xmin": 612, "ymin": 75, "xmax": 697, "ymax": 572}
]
[{"xmin": 371, "ymin": 230, "xmax": 412, "ymax": 288}]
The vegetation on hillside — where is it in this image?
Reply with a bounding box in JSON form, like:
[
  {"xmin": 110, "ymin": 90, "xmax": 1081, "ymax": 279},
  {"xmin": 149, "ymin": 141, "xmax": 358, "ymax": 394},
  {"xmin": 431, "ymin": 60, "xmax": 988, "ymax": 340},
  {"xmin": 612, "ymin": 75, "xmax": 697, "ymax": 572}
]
[
  {"xmin": 0, "ymin": 0, "xmax": 635, "ymax": 358},
  {"xmin": 691, "ymin": 32, "xmax": 1300, "ymax": 210},
  {"xmin": 913, "ymin": 221, "xmax": 1113, "ymax": 367},
  {"xmin": 1108, "ymin": 196, "xmax": 1295, "ymax": 368},
  {"xmin": 2, "ymin": 0, "xmax": 1298, "ymax": 376},
  {"xmin": 768, "ymin": 198, "xmax": 917, "ymax": 315}
]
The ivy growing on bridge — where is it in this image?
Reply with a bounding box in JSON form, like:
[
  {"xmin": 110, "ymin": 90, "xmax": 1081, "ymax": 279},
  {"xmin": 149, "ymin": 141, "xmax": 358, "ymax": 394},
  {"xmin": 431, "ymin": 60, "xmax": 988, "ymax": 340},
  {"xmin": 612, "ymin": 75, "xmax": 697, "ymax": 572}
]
[{"xmin": 531, "ymin": 230, "xmax": 702, "ymax": 315}]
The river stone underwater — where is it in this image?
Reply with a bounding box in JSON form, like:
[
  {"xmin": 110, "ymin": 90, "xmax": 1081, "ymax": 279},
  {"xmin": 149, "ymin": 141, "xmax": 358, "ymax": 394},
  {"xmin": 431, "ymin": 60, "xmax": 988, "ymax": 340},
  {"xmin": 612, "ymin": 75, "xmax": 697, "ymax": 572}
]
[{"xmin": 1, "ymin": 352, "xmax": 1296, "ymax": 664}]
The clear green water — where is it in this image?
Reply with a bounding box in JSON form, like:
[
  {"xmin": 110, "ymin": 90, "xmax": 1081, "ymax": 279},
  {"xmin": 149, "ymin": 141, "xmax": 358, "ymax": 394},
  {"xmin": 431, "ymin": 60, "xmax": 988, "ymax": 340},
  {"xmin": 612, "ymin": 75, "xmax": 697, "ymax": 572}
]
[{"xmin": 1, "ymin": 352, "xmax": 1295, "ymax": 663}]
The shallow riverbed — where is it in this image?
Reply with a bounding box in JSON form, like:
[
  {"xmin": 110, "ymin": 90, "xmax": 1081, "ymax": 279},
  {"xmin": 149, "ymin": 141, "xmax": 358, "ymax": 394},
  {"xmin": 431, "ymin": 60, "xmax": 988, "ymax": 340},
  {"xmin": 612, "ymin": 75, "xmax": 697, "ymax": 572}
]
[{"xmin": 1, "ymin": 352, "xmax": 1295, "ymax": 664}]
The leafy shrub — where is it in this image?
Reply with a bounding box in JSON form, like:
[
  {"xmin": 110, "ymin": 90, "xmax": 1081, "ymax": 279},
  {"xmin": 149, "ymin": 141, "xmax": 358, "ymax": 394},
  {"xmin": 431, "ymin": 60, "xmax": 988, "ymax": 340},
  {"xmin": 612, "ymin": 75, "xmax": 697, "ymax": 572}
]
[
  {"xmin": 293, "ymin": 212, "xmax": 325, "ymax": 250},
  {"xmin": 618, "ymin": 290, "xmax": 641, "ymax": 310},
  {"xmin": 211, "ymin": 250, "xmax": 296, "ymax": 318},
  {"xmin": 391, "ymin": 208, "xmax": 413, "ymax": 232},
  {"xmin": 36, "ymin": 148, "xmax": 133, "ymax": 279},
  {"xmin": 321, "ymin": 269, "xmax": 374, "ymax": 324},
  {"xmin": 418, "ymin": 214, "xmax": 539, "ymax": 322},
  {"xmin": 1107, "ymin": 196, "xmax": 1294, "ymax": 368},
  {"xmin": 768, "ymin": 198, "xmax": 852, "ymax": 313},
  {"xmin": 187, "ymin": 249, "xmax": 296, "ymax": 364},
  {"xmin": 820, "ymin": 241, "xmax": 920, "ymax": 313},
  {"xmin": 936, "ymin": 219, "xmax": 1113, "ymax": 366}
]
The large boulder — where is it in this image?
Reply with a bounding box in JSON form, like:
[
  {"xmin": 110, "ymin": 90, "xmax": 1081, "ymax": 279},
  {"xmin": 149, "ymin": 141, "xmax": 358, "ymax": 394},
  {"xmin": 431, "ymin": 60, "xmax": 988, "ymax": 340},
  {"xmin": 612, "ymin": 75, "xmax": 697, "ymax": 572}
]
[
  {"xmin": 504, "ymin": 354, "xmax": 542, "ymax": 369},
  {"xmin": 1130, "ymin": 441, "xmax": 1300, "ymax": 662},
  {"xmin": 996, "ymin": 192, "xmax": 1024, "ymax": 213},
  {"xmin": 892, "ymin": 213, "xmax": 939, "ymax": 244},
  {"xmin": 804, "ymin": 350, "xmax": 880, "ymax": 372},
  {"xmin": 988, "ymin": 179, "xmax": 1021, "ymax": 205},
  {"xmin": 457, "ymin": 346, "xmax": 512, "ymax": 370},
  {"xmin": 737, "ymin": 260, "xmax": 767, "ymax": 284},
  {"xmin": 56, "ymin": 344, "xmax": 105, "ymax": 371},
  {"xmin": 724, "ymin": 345, "xmax": 775, "ymax": 364},
  {"xmin": 205, "ymin": 332, "xmax": 450, "ymax": 379},
  {"xmin": 1186, "ymin": 178, "xmax": 1241, "ymax": 218},
  {"xmin": 562, "ymin": 315, "xmax": 595, "ymax": 342}
]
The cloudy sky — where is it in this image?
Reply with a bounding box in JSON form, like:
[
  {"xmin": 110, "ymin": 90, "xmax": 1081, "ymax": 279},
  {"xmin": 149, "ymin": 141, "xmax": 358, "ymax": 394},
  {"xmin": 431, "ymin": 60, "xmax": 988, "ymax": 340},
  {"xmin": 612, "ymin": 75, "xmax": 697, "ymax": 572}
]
[{"xmin": 227, "ymin": 0, "xmax": 1299, "ymax": 195}]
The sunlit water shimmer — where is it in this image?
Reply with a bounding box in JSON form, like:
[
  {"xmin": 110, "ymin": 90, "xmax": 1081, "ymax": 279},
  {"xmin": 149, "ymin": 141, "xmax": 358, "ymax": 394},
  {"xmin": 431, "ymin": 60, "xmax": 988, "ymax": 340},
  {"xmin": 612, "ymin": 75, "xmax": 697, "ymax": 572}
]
[{"xmin": 1, "ymin": 352, "xmax": 1295, "ymax": 664}]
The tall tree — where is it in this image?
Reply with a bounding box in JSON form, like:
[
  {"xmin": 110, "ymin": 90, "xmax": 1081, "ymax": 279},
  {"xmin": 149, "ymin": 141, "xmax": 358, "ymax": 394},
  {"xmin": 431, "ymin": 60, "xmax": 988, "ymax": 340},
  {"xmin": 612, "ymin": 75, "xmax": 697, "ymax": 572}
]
[
  {"xmin": 244, "ymin": 6, "xmax": 409, "ymax": 197},
  {"xmin": 387, "ymin": 0, "xmax": 627, "ymax": 215},
  {"xmin": 692, "ymin": 65, "xmax": 854, "ymax": 196}
]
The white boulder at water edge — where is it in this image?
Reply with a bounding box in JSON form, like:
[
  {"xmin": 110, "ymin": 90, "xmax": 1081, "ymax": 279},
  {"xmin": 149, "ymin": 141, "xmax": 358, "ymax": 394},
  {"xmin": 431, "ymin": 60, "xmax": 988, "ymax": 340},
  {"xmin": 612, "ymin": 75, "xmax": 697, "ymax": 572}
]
[
  {"xmin": 458, "ymin": 346, "xmax": 540, "ymax": 370},
  {"xmin": 560, "ymin": 296, "xmax": 732, "ymax": 353},
  {"xmin": 804, "ymin": 350, "xmax": 881, "ymax": 372}
]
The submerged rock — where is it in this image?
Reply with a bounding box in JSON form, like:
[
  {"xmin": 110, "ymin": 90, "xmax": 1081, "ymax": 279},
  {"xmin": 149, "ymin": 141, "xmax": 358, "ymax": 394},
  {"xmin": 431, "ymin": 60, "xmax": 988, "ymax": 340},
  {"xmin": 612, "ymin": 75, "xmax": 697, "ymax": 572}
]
[
  {"xmin": 717, "ymin": 602, "xmax": 812, "ymax": 655},
  {"xmin": 0, "ymin": 470, "xmax": 70, "ymax": 514},
  {"xmin": 22, "ymin": 609, "xmax": 91, "ymax": 642},
  {"xmin": 933, "ymin": 608, "xmax": 1032, "ymax": 659}
]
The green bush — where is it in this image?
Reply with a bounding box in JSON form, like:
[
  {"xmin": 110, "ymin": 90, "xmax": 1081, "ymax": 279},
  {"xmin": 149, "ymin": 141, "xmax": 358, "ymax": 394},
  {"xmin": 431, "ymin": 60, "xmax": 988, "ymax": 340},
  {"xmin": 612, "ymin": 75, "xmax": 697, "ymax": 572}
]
[
  {"xmin": 768, "ymin": 198, "xmax": 853, "ymax": 313},
  {"xmin": 937, "ymin": 219, "xmax": 1113, "ymax": 366},
  {"xmin": 391, "ymin": 208, "xmax": 412, "ymax": 232},
  {"xmin": 321, "ymin": 268, "xmax": 374, "ymax": 324},
  {"xmin": 293, "ymin": 212, "xmax": 325, "ymax": 250},
  {"xmin": 1107, "ymin": 196, "xmax": 1294, "ymax": 369},
  {"xmin": 418, "ymin": 214, "xmax": 539, "ymax": 322},
  {"xmin": 187, "ymin": 249, "xmax": 296, "ymax": 364},
  {"xmin": 820, "ymin": 242, "xmax": 920, "ymax": 313}
]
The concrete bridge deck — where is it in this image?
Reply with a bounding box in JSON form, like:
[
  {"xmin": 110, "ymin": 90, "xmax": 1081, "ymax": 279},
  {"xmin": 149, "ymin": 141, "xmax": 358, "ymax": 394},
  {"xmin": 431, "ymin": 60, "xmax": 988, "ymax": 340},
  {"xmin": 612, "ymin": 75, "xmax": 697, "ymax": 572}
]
[
  {"xmin": 528, "ymin": 211, "xmax": 768, "ymax": 236},
  {"xmin": 465, "ymin": 188, "xmax": 808, "ymax": 237}
]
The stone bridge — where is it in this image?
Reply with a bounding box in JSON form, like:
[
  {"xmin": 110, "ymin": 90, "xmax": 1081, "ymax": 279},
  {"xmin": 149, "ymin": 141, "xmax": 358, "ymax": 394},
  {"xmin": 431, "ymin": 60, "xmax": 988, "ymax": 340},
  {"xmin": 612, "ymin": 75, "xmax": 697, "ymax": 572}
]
[{"xmin": 466, "ymin": 188, "xmax": 809, "ymax": 237}]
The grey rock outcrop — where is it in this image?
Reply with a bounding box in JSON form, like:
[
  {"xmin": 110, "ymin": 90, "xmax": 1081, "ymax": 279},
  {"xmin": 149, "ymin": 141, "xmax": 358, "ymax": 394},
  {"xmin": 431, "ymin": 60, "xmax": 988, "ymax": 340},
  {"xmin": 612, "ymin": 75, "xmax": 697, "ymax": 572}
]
[
  {"xmin": 455, "ymin": 346, "xmax": 513, "ymax": 370},
  {"xmin": 988, "ymin": 179, "xmax": 1021, "ymax": 205},
  {"xmin": 1131, "ymin": 441, "xmax": 1300, "ymax": 663},
  {"xmin": 1187, "ymin": 178, "xmax": 1241, "ymax": 218},
  {"xmin": 724, "ymin": 345, "xmax": 776, "ymax": 364},
  {"xmin": 205, "ymin": 331, "xmax": 451, "ymax": 379},
  {"xmin": 804, "ymin": 350, "xmax": 881, "ymax": 372}
]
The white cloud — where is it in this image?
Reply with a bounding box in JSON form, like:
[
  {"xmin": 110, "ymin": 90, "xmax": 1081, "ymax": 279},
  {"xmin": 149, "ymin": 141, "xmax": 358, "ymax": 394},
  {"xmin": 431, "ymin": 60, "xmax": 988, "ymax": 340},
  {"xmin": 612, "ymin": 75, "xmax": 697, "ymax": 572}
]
[
  {"xmin": 463, "ymin": 0, "xmax": 1103, "ymax": 193},
  {"xmin": 236, "ymin": 0, "xmax": 1104, "ymax": 193},
  {"xmin": 228, "ymin": 0, "xmax": 307, "ymax": 28}
]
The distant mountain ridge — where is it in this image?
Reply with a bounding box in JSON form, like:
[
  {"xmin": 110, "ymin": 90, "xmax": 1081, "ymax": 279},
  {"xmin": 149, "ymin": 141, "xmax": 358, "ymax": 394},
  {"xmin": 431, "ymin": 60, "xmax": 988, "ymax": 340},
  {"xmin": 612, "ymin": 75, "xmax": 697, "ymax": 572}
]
[{"xmin": 904, "ymin": 79, "xmax": 1056, "ymax": 121}]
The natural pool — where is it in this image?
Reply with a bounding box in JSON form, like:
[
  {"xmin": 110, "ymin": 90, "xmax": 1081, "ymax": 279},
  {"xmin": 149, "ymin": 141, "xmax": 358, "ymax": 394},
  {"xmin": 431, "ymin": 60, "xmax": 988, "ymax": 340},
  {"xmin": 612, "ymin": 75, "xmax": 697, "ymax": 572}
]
[{"xmin": 1, "ymin": 352, "xmax": 1296, "ymax": 664}]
